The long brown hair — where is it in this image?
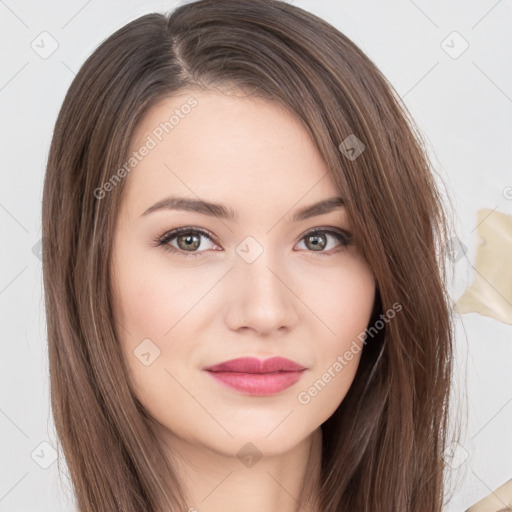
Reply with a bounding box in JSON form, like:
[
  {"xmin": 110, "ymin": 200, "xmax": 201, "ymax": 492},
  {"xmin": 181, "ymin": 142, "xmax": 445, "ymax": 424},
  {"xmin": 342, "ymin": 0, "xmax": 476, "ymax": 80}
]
[{"xmin": 42, "ymin": 1, "xmax": 457, "ymax": 510}]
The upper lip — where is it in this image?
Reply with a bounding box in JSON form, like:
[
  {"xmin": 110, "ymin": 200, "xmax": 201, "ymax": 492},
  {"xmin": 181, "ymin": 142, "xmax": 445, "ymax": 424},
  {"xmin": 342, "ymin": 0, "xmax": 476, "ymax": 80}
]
[{"xmin": 203, "ymin": 356, "xmax": 306, "ymax": 374}]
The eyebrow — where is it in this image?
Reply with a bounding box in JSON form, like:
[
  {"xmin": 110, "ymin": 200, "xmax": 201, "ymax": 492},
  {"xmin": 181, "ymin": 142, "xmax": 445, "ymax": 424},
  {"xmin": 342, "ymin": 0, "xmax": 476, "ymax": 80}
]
[{"xmin": 141, "ymin": 195, "xmax": 344, "ymax": 222}]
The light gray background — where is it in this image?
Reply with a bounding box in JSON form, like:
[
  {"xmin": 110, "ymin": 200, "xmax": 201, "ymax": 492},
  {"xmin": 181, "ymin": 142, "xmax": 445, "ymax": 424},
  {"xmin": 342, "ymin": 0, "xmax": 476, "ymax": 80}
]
[{"xmin": 1, "ymin": 0, "xmax": 511, "ymax": 510}]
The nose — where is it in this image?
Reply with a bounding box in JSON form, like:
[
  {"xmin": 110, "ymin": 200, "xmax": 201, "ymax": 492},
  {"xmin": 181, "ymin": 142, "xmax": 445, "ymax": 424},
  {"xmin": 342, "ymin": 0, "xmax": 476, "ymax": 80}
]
[{"xmin": 223, "ymin": 242, "xmax": 300, "ymax": 336}]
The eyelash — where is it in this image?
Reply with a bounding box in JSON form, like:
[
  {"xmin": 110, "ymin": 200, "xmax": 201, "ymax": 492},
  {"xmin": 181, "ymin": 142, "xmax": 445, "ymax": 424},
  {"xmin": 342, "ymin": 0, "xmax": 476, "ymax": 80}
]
[{"xmin": 153, "ymin": 226, "xmax": 353, "ymax": 258}]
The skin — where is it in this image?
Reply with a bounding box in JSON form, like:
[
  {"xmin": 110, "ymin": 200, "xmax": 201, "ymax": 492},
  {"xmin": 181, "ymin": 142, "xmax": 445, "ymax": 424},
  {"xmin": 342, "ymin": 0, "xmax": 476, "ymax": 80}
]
[{"xmin": 111, "ymin": 88, "xmax": 376, "ymax": 512}]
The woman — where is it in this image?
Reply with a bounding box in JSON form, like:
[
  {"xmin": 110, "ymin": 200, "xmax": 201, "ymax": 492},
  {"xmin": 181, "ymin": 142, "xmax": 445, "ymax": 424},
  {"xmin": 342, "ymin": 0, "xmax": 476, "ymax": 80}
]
[{"xmin": 41, "ymin": 0, "xmax": 456, "ymax": 510}]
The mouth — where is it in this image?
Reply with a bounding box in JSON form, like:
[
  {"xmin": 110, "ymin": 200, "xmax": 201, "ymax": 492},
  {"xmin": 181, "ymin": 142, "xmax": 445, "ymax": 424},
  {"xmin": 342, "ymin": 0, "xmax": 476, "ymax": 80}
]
[{"xmin": 203, "ymin": 356, "xmax": 307, "ymax": 396}]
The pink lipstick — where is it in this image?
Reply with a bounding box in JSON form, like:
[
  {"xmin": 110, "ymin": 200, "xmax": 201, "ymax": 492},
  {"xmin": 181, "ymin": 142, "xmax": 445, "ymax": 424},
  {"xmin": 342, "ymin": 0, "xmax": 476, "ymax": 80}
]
[{"xmin": 203, "ymin": 356, "xmax": 307, "ymax": 396}]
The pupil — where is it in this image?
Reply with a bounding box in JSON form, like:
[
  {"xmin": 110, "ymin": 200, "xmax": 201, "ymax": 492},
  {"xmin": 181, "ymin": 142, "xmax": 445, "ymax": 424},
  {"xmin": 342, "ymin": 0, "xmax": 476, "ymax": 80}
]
[
  {"xmin": 178, "ymin": 234, "xmax": 199, "ymax": 250},
  {"xmin": 308, "ymin": 234, "xmax": 326, "ymax": 251}
]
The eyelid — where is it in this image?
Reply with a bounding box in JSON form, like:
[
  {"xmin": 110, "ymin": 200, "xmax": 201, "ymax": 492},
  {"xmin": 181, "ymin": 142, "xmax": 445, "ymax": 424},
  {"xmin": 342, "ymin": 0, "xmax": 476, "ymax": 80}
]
[
  {"xmin": 297, "ymin": 225, "xmax": 353, "ymax": 244},
  {"xmin": 155, "ymin": 225, "xmax": 218, "ymax": 246},
  {"xmin": 154, "ymin": 226, "xmax": 220, "ymax": 257},
  {"xmin": 154, "ymin": 225, "xmax": 353, "ymax": 257}
]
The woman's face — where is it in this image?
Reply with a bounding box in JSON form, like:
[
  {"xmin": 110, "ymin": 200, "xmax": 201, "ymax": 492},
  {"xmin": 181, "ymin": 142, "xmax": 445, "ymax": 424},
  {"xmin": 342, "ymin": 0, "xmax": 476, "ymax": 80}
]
[{"xmin": 111, "ymin": 88, "xmax": 375, "ymax": 459}]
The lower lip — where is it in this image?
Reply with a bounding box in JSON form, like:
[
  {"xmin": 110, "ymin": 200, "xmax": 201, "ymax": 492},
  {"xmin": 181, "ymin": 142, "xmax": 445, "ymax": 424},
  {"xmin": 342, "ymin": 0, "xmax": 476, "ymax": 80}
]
[{"xmin": 204, "ymin": 370, "xmax": 306, "ymax": 396}]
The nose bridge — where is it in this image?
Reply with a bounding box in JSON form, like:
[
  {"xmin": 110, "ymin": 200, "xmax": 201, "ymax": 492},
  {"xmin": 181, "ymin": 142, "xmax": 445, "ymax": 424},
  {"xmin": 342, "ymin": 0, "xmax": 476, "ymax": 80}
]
[
  {"xmin": 236, "ymin": 234, "xmax": 287, "ymax": 297},
  {"xmin": 227, "ymin": 234, "xmax": 298, "ymax": 332}
]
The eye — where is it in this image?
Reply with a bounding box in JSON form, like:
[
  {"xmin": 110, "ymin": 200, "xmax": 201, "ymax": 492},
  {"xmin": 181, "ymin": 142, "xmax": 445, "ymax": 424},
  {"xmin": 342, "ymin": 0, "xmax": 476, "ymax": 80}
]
[
  {"xmin": 154, "ymin": 227, "xmax": 219, "ymax": 258},
  {"xmin": 295, "ymin": 228, "xmax": 352, "ymax": 256},
  {"xmin": 153, "ymin": 226, "xmax": 353, "ymax": 258}
]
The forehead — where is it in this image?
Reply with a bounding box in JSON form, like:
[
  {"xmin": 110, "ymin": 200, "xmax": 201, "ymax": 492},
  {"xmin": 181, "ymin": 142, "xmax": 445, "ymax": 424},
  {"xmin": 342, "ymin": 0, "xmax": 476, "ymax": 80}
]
[{"xmin": 121, "ymin": 89, "xmax": 338, "ymax": 219}]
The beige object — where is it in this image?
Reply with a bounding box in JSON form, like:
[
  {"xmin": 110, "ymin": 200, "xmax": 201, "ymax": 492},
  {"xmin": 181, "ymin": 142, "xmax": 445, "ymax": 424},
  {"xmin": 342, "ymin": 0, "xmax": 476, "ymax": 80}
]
[
  {"xmin": 465, "ymin": 477, "xmax": 512, "ymax": 511},
  {"xmin": 455, "ymin": 209, "xmax": 512, "ymax": 325}
]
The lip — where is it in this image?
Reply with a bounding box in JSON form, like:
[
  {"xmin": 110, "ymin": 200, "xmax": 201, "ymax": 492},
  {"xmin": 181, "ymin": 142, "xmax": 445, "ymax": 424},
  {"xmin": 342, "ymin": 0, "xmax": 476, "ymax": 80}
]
[{"xmin": 203, "ymin": 356, "xmax": 307, "ymax": 396}]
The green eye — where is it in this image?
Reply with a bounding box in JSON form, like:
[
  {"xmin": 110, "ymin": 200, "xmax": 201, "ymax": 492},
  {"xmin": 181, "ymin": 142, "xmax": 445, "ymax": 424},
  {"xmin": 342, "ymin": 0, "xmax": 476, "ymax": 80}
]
[
  {"xmin": 154, "ymin": 226, "xmax": 352, "ymax": 258},
  {"xmin": 296, "ymin": 229, "xmax": 352, "ymax": 255}
]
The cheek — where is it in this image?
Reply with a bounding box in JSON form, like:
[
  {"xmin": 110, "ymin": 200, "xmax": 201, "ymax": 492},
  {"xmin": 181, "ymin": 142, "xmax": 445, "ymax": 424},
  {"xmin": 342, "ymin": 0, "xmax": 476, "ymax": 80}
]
[
  {"xmin": 303, "ymin": 255, "xmax": 375, "ymax": 349},
  {"xmin": 294, "ymin": 257, "xmax": 375, "ymax": 415},
  {"xmin": 114, "ymin": 254, "xmax": 216, "ymax": 343},
  {"xmin": 112, "ymin": 253, "xmax": 225, "ymax": 392},
  {"xmin": 323, "ymin": 276, "xmax": 374, "ymax": 333},
  {"xmin": 111, "ymin": 252, "xmax": 195, "ymax": 398},
  {"xmin": 112, "ymin": 255, "xmax": 211, "ymax": 430}
]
